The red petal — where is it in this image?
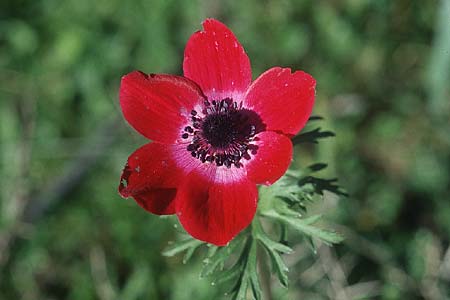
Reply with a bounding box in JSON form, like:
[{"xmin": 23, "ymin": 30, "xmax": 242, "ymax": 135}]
[
  {"xmin": 244, "ymin": 67, "xmax": 316, "ymax": 136},
  {"xmin": 176, "ymin": 168, "xmax": 257, "ymax": 246},
  {"xmin": 183, "ymin": 19, "xmax": 252, "ymax": 100},
  {"xmin": 133, "ymin": 189, "xmax": 177, "ymax": 215},
  {"xmin": 244, "ymin": 131, "xmax": 293, "ymax": 185},
  {"xmin": 120, "ymin": 71, "xmax": 205, "ymax": 143},
  {"xmin": 119, "ymin": 142, "xmax": 186, "ymax": 215}
]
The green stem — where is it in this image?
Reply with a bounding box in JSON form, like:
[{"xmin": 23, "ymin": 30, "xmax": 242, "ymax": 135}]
[{"xmin": 252, "ymin": 218, "xmax": 273, "ymax": 300}]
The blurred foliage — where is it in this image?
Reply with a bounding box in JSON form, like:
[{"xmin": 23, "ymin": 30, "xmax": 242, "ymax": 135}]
[{"xmin": 1, "ymin": 0, "xmax": 450, "ymax": 299}]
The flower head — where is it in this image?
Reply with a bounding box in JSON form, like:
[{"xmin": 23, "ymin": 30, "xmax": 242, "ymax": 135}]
[{"xmin": 118, "ymin": 19, "xmax": 316, "ymax": 246}]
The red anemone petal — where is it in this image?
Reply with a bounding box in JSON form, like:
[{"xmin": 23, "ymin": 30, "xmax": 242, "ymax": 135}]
[
  {"xmin": 245, "ymin": 131, "xmax": 293, "ymax": 185},
  {"xmin": 176, "ymin": 169, "xmax": 257, "ymax": 246},
  {"xmin": 244, "ymin": 67, "xmax": 316, "ymax": 136},
  {"xmin": 183, "ymin": 19, "xmax": 252, "ymax": 100},
  {"xmin": 120, "ymin": 71, "xmax": 205, "ymax": 143},
  {"xmin": 118, "ymin": 142, "xmax": 185, "ymax": 215},
  {"xmin": 133, "ymin": 189, "xmax": 177, "ymax": 215}
]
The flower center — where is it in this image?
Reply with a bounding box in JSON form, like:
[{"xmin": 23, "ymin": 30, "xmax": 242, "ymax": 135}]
[{"xmin": 181, "ymin": 98, "xmax": 264, "ymax": 168}]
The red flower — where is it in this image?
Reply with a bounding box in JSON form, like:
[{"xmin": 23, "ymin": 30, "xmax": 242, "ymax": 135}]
[{"xmin": 118, "ymin": 19, "xmax": 316, "ymax": 246}]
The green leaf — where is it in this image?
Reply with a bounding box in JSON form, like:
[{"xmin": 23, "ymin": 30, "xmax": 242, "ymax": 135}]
[
  {"xmin": 202, "ymin": 229, "xmax": 263, "ymax": 300},
  {"xmin": 201, "ymin": 234, "xmax": 244, "ymax": 277},
  {"xmin": 162, "ymin": 237, "xmax": 204, "ymax": 263},
  {"xmin": 248, "ymin": 240, "xmax": 262, "ymax": 300},
  {"xmin": 308, "ymin": 115, "xmax": 324, "ymax": 121},
  {"xmin": 298, "ymin": 176, "xmax": 348, "ymax": 197},
  {"xmin": 256, "ymin": 229, "xmax": 292, "ymax": 287},
  {"xmin": 252, "ymin": 218, "xmax": 292, "ymax": 287},
  {"xmin": 267, "ymin": 168, "xmax": 347, "ymax": 224},
  {"xmin": 262, "ymin": 209, "xmax": 343, "ymax": 245},
  {"xmin": 233, "ymin": 237, "xmax": 261, "ymax": 300},
  {"xmin": 308, "ymin": 162, "xmax": 328, "ymax": 172},
  {"xmin": 291, "ymin": 127, "xmax": 335, "ymax": 144},
  {"xmin": 216, "ymin": 263, "xmax": 243, "ymax": 286},
  {"xmin": 300, "ymin": 214, "xmax": 324, "ymax": 225}
]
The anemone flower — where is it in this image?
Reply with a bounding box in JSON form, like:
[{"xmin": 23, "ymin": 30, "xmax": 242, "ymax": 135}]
[{"xmin": 119, "ymin": 19, "xmax": 316, "ymax": 246}]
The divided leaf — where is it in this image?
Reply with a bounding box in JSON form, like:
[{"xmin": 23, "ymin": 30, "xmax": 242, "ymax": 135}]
[
  {"xmin": 292, "ymin": 127, "xmax": 335, "ymax": 144},
  {"xmin": 262, "ymin": 209, "xmax": 343, "ymax": 246},
  {"xmin": 162, "ymin": 116, "xmax": 344, "ymax": 299},
  {"xmin": 162, "ymin": 237, "xmax": 203, "ymax": 263},
  {"xmin": 254, "ymin": 219, "xmax": 292, "ymax": 287}
]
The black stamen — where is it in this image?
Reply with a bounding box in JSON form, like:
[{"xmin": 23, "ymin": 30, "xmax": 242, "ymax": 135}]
[{"xmin": 181, "ymin": 98, "xmax": 264, "ymax": 168}]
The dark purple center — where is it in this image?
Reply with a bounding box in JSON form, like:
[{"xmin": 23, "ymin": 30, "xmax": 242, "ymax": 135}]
[{"xmin": 181, "ymin": 98, "xmax": 264, "ymax": 168}]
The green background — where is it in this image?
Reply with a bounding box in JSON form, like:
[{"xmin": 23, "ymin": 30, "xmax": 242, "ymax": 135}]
[{"xmin": 1, "ymin": 0, "xmax": 449, "ymax": 299}]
